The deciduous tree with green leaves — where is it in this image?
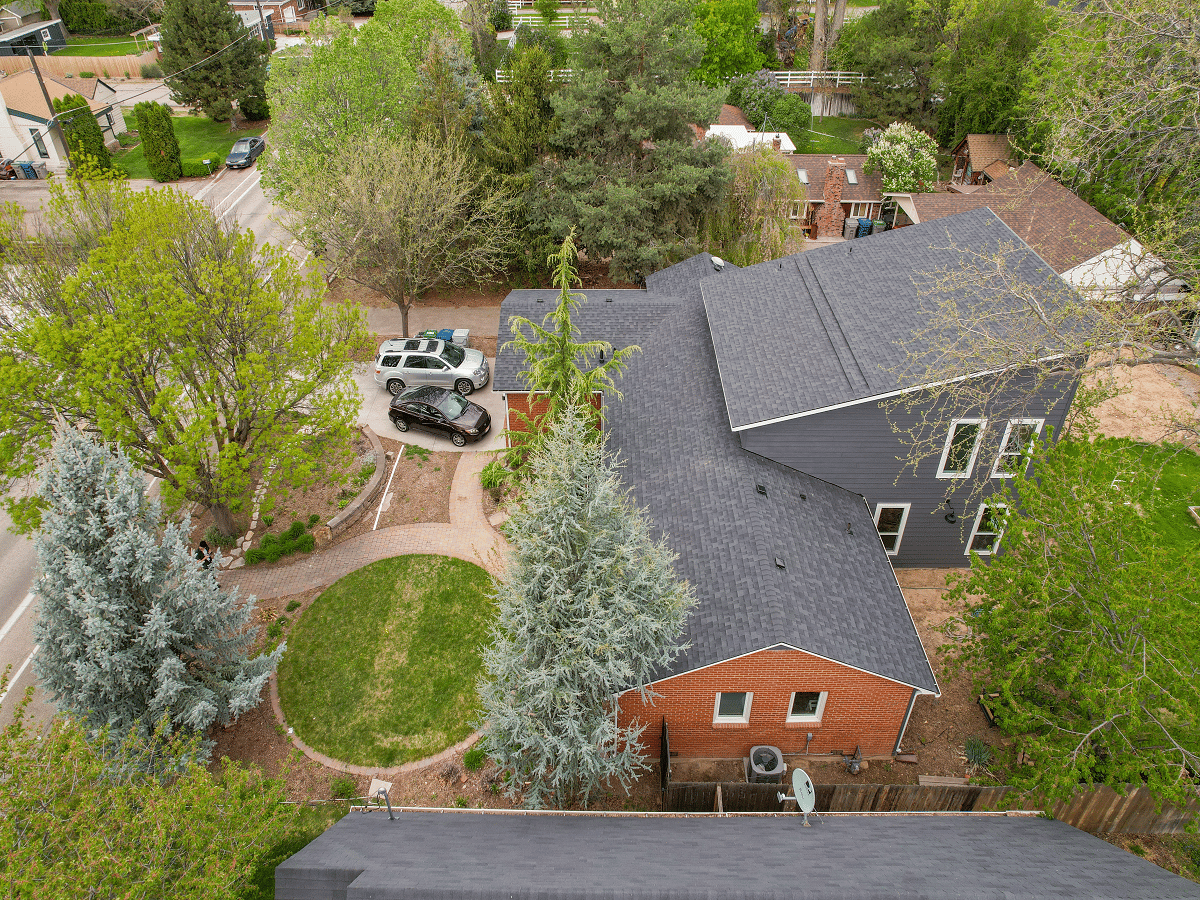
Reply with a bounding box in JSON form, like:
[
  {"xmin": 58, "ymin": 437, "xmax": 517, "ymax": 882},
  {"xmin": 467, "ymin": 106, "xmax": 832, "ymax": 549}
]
[
  {"xmin": 701, "ymin": 144, "xmax": 805, "ymax": 266},
  {"xmin": 864, "ymin": 121, "xmax": 939, "ymax": 191},
  {"xmin": 160, "ymin": 0, "xmax": 270, "ymax": 121},
  {"xmin": 944, "ymin": 435, "xmax": 1200, "ymax": 813},
  {"xmin": 478, "ymin": 408, "xmax": 696, "ymax": 809},
  {"xmin": 526, "ymin": 0, "xmax": 730, "ymax": 282},
  {"xmin": 0, "ymin": 179, "xmax": 366, "ymax": 535},
  {"xmin": 693, "ymin": 0, "xmax": 766, "ymax": 85},
  {"xmin": 0, "ymin": 690, "xmax": 295, "ymax": 898},
  {"xmin": 33, "ymin": 429, "xmax": 281, "ymax": 754}
]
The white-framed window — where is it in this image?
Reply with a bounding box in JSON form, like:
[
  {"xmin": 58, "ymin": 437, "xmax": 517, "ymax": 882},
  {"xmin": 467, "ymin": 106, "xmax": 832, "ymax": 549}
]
[
  {"xmin": 28, "ymin": 128, "xmax": 48, "ymax": 159},
  {"xmin": 786, "ymin": 690, "xmax": 827, "ymax": 723},
  {"xmin": 846, "ymin": 169, "xmax": 858, "ymax": 184},
  {"xmin": 937, "ymin": 418, "xmax": 986, "ymax": 478},
  {"xmin": 713, "ymin": 691, "xmax": 752, "ymax": 724},
  {"xmin": 966, "ymin": 504, "xmax": 1007, "ymax": 556},
  {"xmin": 796, "ymin": 168, "xmax": 808, "ymax": 184},
  {"xmin": 788, "ymin": 200, "xmax": 804, "ymax": 220},
  {"xmin": 40, "ymin": 28, "xmax": 50, "ymax": 41},
  {"xmin": 992, "ymin": 418, "xmax": 1044, "ymax": 477},
  {"xmin": 873, "ymin": 503, "xmax": 911, "ymax": 555},
  {"xmin": 847, "ymin": 202, "xmax": 875, "ymax": 219}
]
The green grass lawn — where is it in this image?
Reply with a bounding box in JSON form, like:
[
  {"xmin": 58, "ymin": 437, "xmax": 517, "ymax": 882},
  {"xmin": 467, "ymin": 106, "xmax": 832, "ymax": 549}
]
[
  {"xmin": 54, "ymin": 35, "xmax": 142, "ymax": 57},
  {"xmin": 114, "ymin": 116, "xmax": 267, "ymax": 179},
  {"xmin": 277, "ymin": 555, "xmax": 496, "ymax": 768},
  {"xmin": 797, "ymin": 116, "xmax": 876, "ymax": 154}
]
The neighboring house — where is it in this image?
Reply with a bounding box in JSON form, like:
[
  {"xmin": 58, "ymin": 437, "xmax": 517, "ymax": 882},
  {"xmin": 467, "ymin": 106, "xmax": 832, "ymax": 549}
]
[
  {"xmin": 275, "ymin": 810, "xmax": 1200, "ymax": 900},
  {"xmin": 229, "ymin": 0, "xmax": 305, "ymax": 25},
  {"xmin": 0, "ymin": 0, "xmax": 43, "ymax": 32},
  {"xmin": 705, "ymin": 123, "xmax": 796, "ymax": 154},
  {"xmin": 232, "ymin": 8, "xmax": 275, "ymax": 40},
  {"xmin": 0, "ymin": 16, "xmax": 63, "ymax": 54},
  {"xmin": 497, "ymin": 208, "xmax": 1081, "ymax": 761},
  {"xmin": 788, "ymin": 154, "xmax": 884, "ymax": 238},
  {"xmin": 895, "ymin": 162, "xmax": 1183, "ymax": 302},
  {"xmin": 0, "ymin": 70, "xmax": 126, "ymax": 167},
  {"xmin": 950, "ymin": 133, "xmax": 1016, "ymax": 188}
]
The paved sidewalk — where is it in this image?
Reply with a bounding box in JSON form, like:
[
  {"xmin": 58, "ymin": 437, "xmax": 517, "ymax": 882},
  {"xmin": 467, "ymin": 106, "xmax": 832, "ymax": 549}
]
[{"xmin": 220, "ymin": 450, "xmax": 508, "ymax": 599}]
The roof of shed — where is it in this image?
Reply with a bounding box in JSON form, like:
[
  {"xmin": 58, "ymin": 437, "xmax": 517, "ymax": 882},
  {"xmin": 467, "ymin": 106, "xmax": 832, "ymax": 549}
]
[
  {"xmin": 701, "ymin": 207, "xmax": 1067, "ymax": 429},
  {"xmin": 605, "ymin": 276, "xmax": 937, "ymax": 691},
  {"xmin": 958, "ymin": 133, "xmax": 1015, "ymax": 170},
  {"xmin": 909, "ymin": 162, "xmax": 1129, "ymax": 273},
  {"xmin": 276, "ymin": 810, "xmax": 1200, "ymax": 900}
]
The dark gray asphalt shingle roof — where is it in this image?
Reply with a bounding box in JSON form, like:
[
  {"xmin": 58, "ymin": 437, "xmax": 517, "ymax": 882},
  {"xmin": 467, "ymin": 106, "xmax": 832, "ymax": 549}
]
[
  {"xmin": 276, "ymin": 810, "xmax": 1200, "ymax": 900},
  {"xmin": 605, "ymin": 269, "xmax": 937, "ymax": 692},
  {"xmin": 702, "ymin": 207, "xmax": 1069, "ymax": 430},
  {"xmin": 494, "ymin": 290, "xmax": 680, "ymax": 392}
]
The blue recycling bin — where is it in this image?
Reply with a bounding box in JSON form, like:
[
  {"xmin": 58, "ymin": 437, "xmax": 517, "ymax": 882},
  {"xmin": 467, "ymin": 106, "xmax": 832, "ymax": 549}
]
[{"xmin": 856, "ymin": 217, "xmax": 873, "ymax": 238}]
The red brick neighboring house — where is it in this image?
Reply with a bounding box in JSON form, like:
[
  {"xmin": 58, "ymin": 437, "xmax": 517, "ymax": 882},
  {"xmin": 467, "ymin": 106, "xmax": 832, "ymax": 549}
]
[{"xmin": 789, "ymin": 154, "xmax": 885, "ymax": 238}]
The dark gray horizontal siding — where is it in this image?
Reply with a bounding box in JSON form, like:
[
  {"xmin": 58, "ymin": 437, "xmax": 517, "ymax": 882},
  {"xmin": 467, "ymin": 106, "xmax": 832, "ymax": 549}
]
[{"xmin": 739, "ymin": 376, "xmax": 1078, "ymax": 568}]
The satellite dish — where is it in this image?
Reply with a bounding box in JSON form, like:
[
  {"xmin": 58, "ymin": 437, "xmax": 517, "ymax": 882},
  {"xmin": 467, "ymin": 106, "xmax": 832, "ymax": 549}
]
[{"xmin": 792, "ymin": 768, "xmax": 816, "ymax": 814}]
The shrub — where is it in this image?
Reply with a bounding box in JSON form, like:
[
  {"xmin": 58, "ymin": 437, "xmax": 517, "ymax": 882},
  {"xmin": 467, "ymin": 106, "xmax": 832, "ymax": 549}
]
[
  {"xmin": 480, "ymin": 460, "xmax": 510, "ymax": 493},
  {"xmin": 180, "ymin": 159, "xmax": 217, "ymax": 178},
  {"xmin": 329, "ymin": 775, "xmax": 357, "ymax": 800},
  {"xmin": 140, "ymin": 62, "xmax": 163, "ymax": 78},
  {"xmin": 203, "ymin": 524, "xmax": 237, "ymax": 550},
  {"xmin": 261, "ymin": 514, "xmax": 275, "ymax": 528},
  {"xmin": 266, "ymin": 620, "xmax": 283, "ymax": 640},
  {"xmin": 285, "ymin": 599, "xmax": 301, "ymax": 612},
  {"xmin": 244, "ymin": 527, "xmax": 314, "ymax": 565},
  {"xmin": 284, "ymin": 520, "xmax": 305, "ymax": 540},
  {"xmin": 79, "ymin": 71, "xmax": 96, "ymax": 78},
  {"xmin": 463, "ymin": 746, "xmax": 486, "ymax": 771},
  {"xmin": 488, "ymin": 0, "xmax": 511, "ymax": 32},
  {"xmin": 133, "ymin": 101, "xmax": 180, "ymax": 182},
  {"xmin": 770, "ymin": 94, "xmax": 812, "ymax": 149},
  {"xmin": 308, "ymin": 513, "xmax": 321, "ymax": 527},
  {"xmin": 238, "ymin": 93, "xmax": 270, "ymax": 122},
  {"xmin": 59, "ymin": 0, "xmax": 128, "ymax": 33},
  {"xmin": 964, "ymin": 736, "xmax": 993, "ymax": 769},
  {"xmin": 53, "ymin": 92, "xmax": 114, "ymax": 174},
  {"xmin": 726, "ymin": 70, "xmax": 783, "ymax": 131}
]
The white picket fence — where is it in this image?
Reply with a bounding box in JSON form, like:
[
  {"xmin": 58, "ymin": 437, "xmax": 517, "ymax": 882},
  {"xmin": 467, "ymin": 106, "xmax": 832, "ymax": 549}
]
[
  {"xmin": 773, "ymin": 70, "xmax": 866, "ymax": 89},
  {"xmin": 494, "ymin": 67, "xmax": 574, "ymax": 83}
]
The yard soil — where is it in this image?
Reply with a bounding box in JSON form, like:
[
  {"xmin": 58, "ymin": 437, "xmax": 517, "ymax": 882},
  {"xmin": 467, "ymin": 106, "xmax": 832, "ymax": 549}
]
[{"xmin": 1087, "ymin": 364, "xmax": 1200, "ymax": 445}]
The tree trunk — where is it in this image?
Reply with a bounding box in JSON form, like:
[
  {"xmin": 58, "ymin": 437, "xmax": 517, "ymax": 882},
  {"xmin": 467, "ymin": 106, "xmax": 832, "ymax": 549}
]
[
  {"xmin": 829, "ymin": 0, "xmax": 848, "ymax": 47},
  {"xmin": 398, "ymin": 300, "xmax": 410, "ymax": 338},
  {"xmin": 210, "ymin": 502, "xmax": 240, "ymax": 538},
  {"xmin": 808, "ymin": 0, "xmax": 828, "ymax": 72}
]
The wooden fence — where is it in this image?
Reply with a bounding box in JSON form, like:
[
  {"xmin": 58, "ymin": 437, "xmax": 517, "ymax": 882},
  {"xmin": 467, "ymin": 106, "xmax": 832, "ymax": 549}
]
[
  {"xmin": 0, "ymin": 51, "xmax": 156, "ymax": 80},
  {"xmin": 1053, "ymin": 785, "xmax": 1200, "ymax": 835}
]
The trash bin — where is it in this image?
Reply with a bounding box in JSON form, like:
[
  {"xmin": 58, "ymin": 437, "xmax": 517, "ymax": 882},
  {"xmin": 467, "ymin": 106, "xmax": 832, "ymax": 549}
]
[
  {"xmin": 842, "ymin": 217, "xmax": 857, "ymax": 240},
  {"xmin": 417, "ymin": 329, "xmax": 439, "ymax": 340},
  {"xmin": 856, "ymin": 217, "xmax": 873, "ymax": 238},
  {"xmin": 872, "ymin": 219, "xmax": 887, "ymax": 234}
]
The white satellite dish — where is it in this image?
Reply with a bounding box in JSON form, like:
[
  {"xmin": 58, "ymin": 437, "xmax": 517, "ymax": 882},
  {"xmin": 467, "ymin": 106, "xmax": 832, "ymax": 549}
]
[{"xmin": 778, "ymin": 767, "xmax": 818, "ymax": 826}]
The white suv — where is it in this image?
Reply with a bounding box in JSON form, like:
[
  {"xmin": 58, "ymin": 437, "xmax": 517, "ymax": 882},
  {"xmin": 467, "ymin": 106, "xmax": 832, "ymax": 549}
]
[{"xmin": 373, "ymin": 338, "xmax": 490, "ymax": 396}]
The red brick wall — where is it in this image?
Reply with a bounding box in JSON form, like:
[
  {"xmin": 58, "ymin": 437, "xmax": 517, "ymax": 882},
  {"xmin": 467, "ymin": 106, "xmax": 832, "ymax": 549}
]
[
  {"xmin": 618, "ymin": 647, "xmax": 916, "ymax": 759},
  {"xmin": 813, "ymin": 158, "xmax": 847, "ymax": 239},
  {"xmin": 505, "ymin": 392, "xmax": 603, "ymax": 438}
]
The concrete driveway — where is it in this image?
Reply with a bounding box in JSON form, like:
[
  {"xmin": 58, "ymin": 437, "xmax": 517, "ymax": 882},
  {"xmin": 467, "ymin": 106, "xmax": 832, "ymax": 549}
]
[{"xmin": 353, "ymin": 361, "xmax": 507, "ymax": 454}]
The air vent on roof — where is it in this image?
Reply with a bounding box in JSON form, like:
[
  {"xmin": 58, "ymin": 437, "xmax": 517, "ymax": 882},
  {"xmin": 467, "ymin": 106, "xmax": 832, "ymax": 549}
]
[
  {"xmin": 756, "ymin": 484, "xmax": 767, "ymax": 496},
  {"xmin": 775, "ymin": 557, "xmax": 786, "ymax": 570},
  {"xmin": 605, "ymin": 297, "xmax": 613, "ymax": 302},
  {"xmin": 846, "ymin": 522, "xmax": 854, "ymax": 535},
  {"xmin": 711, "ymin": 256, "xmax": 725, "ymax": 272},
  {"xmin": 846, "ymin": 169, "xmax": 858, "ymax": 185},
  {"xmin": 800, "ymin": 493, "xmax": 806, "ymax": 501},
  {"xmin": 536, "ymin": 297, "xmax": 544, "ymax": 302}
]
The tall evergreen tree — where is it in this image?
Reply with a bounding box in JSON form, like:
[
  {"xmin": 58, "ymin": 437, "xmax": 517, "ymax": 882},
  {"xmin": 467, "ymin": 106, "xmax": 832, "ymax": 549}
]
[
  {"xmin": 52, "ymin": 94, "xmax": 114, "ymax": 174},
  {"xmin": 526, "ymin": 0, "xmax": 731, "ymax": 282},
  {"xmin": 32, "ymin": 429, "xmax": 282, "ymax": 757},
  {"xmin": 133, "ymin": 100, "xmax": 181, "ymax": 181},
  {"xmin": 160, "ymin": 0, "xmax": 269, "ymax": 122},
  {"xmin": 478, "ymin": 410, "xmax": 696, "ymax": 809}
]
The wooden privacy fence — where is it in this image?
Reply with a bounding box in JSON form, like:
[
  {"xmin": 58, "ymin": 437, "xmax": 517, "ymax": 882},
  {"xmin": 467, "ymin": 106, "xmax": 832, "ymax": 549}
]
[
  {"xmin": 662, "ymin": 780, "xmax": 1199, "ymax": 833},
  {"xmin": 0, "ymin": 52, "xmax": 156, "ymax": 80}
]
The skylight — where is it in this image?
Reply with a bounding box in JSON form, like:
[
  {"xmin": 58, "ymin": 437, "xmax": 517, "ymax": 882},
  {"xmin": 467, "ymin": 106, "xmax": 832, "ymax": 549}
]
[
  {"xmin": 797, "ymin": 169, "xmax": 808, "ymax": 184},
  {"xmin": 846, "ymin": 169, "xmax": 858, "ymax": 184}
]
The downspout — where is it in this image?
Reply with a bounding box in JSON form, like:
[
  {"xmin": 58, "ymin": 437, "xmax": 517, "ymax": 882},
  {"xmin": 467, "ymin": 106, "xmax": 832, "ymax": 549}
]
[{"xmin": 893, "ymin": 687, "xmax": 919, "ymax": 756}]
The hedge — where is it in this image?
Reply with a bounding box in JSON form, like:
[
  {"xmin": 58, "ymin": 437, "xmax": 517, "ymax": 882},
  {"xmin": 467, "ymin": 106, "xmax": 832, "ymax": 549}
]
[{"xmin": 245, "ymin": 520, "xmax": 316, "ymax": 565}]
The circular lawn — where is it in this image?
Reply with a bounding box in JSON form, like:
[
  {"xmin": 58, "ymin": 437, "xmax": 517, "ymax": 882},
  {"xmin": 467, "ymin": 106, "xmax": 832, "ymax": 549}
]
[{"xmin": 277, "ymin": 555, "xmax": 495, "ymax": 768}]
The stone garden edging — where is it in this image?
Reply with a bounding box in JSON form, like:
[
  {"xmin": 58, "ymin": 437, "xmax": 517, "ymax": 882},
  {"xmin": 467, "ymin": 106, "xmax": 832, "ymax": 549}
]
[
  {"xmin": 268, "ymin": 671, "xmax": 482, "ymax": 778},
  {"xmin": 326, "ymin": 425, "xmax": 387, "ymax": 539}
]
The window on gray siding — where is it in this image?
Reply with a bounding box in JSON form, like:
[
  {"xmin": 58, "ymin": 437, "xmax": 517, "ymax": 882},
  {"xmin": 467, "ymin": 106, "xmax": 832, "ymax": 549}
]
[
  {"xmin": 873, "ymin": 503, "xmax": 911, "ymax": 555},
  {"xmin": 966, "ymin": 504, "xmax": 1007, "ymax": 555},
  {"xmin": 992, "ymin": 419, "xmax": 1044, "ymax": 477},
  {"xmin": 937, "ymin": 419, "xmax": 986, "ymax": 478}
]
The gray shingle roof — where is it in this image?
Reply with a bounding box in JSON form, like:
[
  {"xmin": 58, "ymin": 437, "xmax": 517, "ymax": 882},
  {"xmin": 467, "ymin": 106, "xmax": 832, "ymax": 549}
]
[
  {"xmin": 606, "ymin": 282, "xmax": 937, "ymax": 692},
  {"xmin": 493, "ymin": 290, "xmax": 680, "ymax": 392},
  {"xmin": 702, "ymin": 207, "xmax": 1068, "ymax": 430},
  {"xmin": 276, "ymin": 810, "xmax": 1200, "ymax": 900}
]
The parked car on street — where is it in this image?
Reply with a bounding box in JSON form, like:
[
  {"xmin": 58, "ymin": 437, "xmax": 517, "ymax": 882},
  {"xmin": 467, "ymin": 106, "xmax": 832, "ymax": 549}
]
[
  {"xmin": 388, "ymin": 386, "xmax": 491, "ymax": 447},
  {"xmin": 225, "ymin": 136, "xmax": 265, "ymax": 169},
  {"xmin": 373, "ymin": 337, "xmax": 490, "ymax": 396}
]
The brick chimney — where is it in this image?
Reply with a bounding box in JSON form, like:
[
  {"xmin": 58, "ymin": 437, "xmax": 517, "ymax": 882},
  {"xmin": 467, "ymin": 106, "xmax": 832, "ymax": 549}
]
[
  {"xmin": 813, "ymin": 157, "xmax": 847, "ymax": 239},
  {"xmin": 771, "ymin": 135, "xmax": 781, "ymax": 152}
]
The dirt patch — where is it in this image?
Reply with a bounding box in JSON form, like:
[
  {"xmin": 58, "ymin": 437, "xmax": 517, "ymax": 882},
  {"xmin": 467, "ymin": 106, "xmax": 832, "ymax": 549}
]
[
  {"xmin": 1099, "ymin": 834, "xmax": 1200, "ymax": 884},
  {"xmin": 1088, "ymin": 364, "xmax": 1200, "ymax": 445},
  {"xmin": 334, "ymin": 439, "xmax": 456, "ymax": 541}
]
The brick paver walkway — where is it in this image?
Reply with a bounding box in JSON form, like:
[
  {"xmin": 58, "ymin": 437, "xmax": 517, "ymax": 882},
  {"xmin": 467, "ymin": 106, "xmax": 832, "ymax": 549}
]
[{"xmin": 220, "ymin": 450, "xmax": 508, "ymax": 599}]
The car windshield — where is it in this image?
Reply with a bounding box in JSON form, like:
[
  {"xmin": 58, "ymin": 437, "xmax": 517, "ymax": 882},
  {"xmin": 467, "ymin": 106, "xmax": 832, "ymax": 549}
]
[
  {"xmin": 440, "ymin": 343, "xmax": 465, "ymax": 367},
  {"xmin": 436, "ymin": 392, "xmax": 469, "ymax": 420},
  {"xmin": 231, "ymin": 140, "xmax": 251, "ymax": 152}
]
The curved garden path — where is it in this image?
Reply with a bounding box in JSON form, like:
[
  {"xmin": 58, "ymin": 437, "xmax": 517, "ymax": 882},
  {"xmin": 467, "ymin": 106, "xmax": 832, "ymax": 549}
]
[{"xmin": 219, "ymin": 450, "xmax": 508, "ymax": 600}]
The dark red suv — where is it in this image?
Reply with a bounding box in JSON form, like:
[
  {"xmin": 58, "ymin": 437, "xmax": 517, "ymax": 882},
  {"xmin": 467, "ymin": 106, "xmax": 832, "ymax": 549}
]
[{"xmin": 388, "ymin": 385, "xmax": 490, "ymax": 447}]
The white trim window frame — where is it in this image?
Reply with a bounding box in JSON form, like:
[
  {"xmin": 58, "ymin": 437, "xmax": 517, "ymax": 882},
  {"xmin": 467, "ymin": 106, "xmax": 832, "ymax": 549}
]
[
  {"xmin": 965, "ymin": 503, "xmax": 1007, "ymax": 556},
  {"xmin": 991, "ymin": 418, "xmax": 1044, "ymax": 478},
  {"xmin": 936, "ymin": 418, "xmax": 987, "ymax": 479},
  {"xmin": 873, "ymin": 503, "xmax": 911, "ymax": 556},
  {"xmin": 786, "ymin": 690, "xmax": 828, "ymax": 723},
  {"xmin": 712, "ymin": 691, "xmax": 753, "ymax": 724}
]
